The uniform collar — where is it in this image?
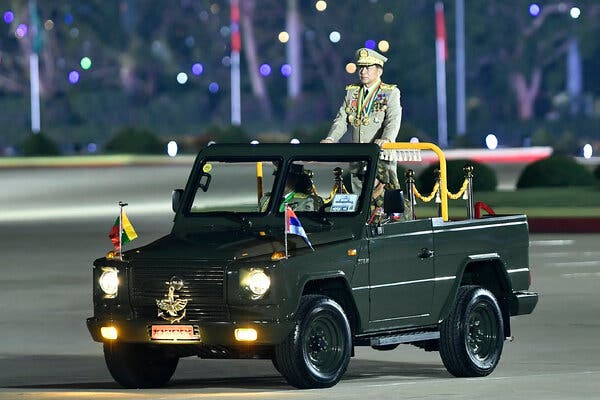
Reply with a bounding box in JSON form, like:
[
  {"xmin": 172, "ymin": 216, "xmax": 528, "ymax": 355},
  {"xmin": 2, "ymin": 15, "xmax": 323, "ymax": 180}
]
[{"xmin": 363, "ymin": 79, "xmax": 381, "ymax": 92}]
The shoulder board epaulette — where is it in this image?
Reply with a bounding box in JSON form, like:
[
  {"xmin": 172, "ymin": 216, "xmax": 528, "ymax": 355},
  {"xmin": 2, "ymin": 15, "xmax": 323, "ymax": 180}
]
[
  {"xmin": 345, "ymin": 84, "xmax": 360, "ymax": 90},
  {"xmin": 380, "ymin": 83, "xmax": 397, "ymax": 90}
]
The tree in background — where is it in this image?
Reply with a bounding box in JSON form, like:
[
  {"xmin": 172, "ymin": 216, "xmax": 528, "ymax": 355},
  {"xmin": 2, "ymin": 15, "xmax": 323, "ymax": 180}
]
[{"xmin": 467, "ymin": 1, "xmax": 600, "ymax": 121}]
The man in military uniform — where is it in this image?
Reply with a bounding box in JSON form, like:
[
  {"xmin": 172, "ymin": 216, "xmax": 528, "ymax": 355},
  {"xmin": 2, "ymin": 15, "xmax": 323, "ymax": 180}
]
[{"xmin": 321, "ymin": 47, "xmax": 401, "ymax": 192}]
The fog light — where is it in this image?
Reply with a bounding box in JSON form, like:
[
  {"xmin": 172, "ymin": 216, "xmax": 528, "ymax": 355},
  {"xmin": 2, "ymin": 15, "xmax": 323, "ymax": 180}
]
[
  {"xmin": 101, "ymin": 326, "xmax": 118, "ymax": 340},
  {"xmin": 235, "ymin": 328, "xmax": 257, "ymax": 342}
]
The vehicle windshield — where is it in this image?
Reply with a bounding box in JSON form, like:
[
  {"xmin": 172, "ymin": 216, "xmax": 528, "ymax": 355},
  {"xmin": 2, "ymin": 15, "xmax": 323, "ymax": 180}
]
[
  {"xmin": 189, "ymin": 158, "xmax": 370, "ymax": 214},
  {"xmin": 190, "ymin": 160, "xmax": 278, "ymax": 213}
]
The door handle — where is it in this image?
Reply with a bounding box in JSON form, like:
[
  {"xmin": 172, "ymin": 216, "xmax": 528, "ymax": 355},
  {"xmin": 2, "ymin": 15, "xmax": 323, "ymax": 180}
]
[{"xmin": 418, "ymin": 248, "xmax": 435, "ymax": 259}]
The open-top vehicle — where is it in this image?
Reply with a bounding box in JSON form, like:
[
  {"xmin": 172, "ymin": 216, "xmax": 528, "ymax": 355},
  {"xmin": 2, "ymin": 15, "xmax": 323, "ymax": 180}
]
[{"xmin": 87, "ymin": 142, "xmax": 538, "ymax": 389}]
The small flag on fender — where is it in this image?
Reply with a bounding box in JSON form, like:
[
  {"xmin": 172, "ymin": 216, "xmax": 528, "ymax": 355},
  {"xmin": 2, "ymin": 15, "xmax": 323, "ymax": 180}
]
[
  {"xmin": 109, "ymin": 207, "xmax": 138, "ymax": 251},
  {"xmin": 285, "ymin": 205, "xmax": 314, "ymax": 250}
]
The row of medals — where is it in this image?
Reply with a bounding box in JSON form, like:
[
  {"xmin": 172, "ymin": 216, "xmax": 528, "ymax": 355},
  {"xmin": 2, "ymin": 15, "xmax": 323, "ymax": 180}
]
[{"xmin": 348, "ymin": 112, "xmax": 370, "ymax": 126}]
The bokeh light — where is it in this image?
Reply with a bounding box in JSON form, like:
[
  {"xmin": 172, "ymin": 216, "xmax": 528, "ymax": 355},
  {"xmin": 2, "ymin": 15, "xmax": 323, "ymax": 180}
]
[
  {"xmin": 44, "ymin": 19, "xmax": 54, "ymax": 30},
  {"xmin": 210, "ymin": 3, "xmax": 220, "ymax": 14},
  {"xmin": 70, "ymin": 27, "xmax": 79, "ymax": 38},
  {"xmin": 583, "ymin": 144, "xmax": 593, "ymax": 159},
  {"xmin": 3, "ymin": 11, "xmax": 14, "ymax": 24},
  {"xmin": 221, "ymin": 56, "xmax": 231, "ymax": 67},
  {"xmin": 176, "ymin": 72, "xmax": 188, "ymax": 84},
  {"xmin": 278, "ymin": 31, "xmax": 290, "ymax": 43},
  {"xmin": 185, "ymin": 36, "xmax": 195, "ymax": 47},
  {"xmin": 409, "ymin": 137, "xmax": 420, "ymax": 143},
  {"xmin": 87, "ymin": 143, "xmax": 97, "ymax": 153},
  {"xmin": 64, "ymin": 13, "xmax": 74, "ymax": 25},
  {"xmin": 281, "ymin": 64, "xmax": 293, "ymax": 77},
  {"xmin": 570, "ymin": 7, "xmax": 581, "ymax": 19},
  {"xmin": 15, "ymin": 24, "xmax": 28, "ymax": 38},
  {"xmin": 219, "ymin": 26, "xmax": 230, "ymax": 37},
  {"xmin": 384, "ymin": 12, "xmax": 394, "ymax": 23},
  {"xmin": 365, "ymin": 39, "xmax": 376, "ymax": 50},
  {"xmin": 167, "ymin": 141, "xmax": 178, "ymax": 157},
  {"xmin": 68, "ymin": 71, "xmax": 80, "ymax": 84},
  {"xmin": 259, "ymin": 63, "xmax": 272, "ymax": 76},
  {"xmin": 485, "ymin": 134, "xmax": 499, "ymax": 150},
  {"xmin": 528, "ymin": 3, "xmax": 541, "ymax": 17},
  {"xmin": 208, "ymin": 82, "xmax": 219, "ymax": 93},
  {"xmin": 315, "ymin": 1, "xmax": 327, "ymax": 12},
  {"xmin": 345, "ymin": 63, "xmax": 357, "ymax": 74},
  {"xmin": 80, "ymin": 57, "xmax": 92, "ymax": 70},
  {"xmin": 191, "ymin": 63, "xmax": 204, "ymax": 76},
  {"xmin": 329, "ymin": 31, "xmax": 341, "ymax": 43},
  {"xmin": 378, "ymin": 40, "xmax": 390, "ymax": 52}
]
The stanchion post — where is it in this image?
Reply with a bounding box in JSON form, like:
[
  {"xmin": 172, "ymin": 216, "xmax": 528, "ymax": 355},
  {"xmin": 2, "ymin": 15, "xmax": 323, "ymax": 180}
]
[
  {"xmin": 405, "ymin": 169, "xmax": 416, "ymax": 220},
  {"xmin": 464, "ymin": 165, "xmax": 474, "ymax": 219},
  {"xmin": 435, "ymin": 169, "xmax": 442, "ymax": 217}
]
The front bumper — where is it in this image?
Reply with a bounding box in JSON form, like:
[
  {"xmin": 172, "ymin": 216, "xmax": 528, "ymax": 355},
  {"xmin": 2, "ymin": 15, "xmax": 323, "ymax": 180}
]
[
  {"xmin": 86, "ymin": 316, "xmax": 294, "ymax": 346},
  {"xmin": 510, "ymin": 291, "xmax": 539, "ymax": 316}
]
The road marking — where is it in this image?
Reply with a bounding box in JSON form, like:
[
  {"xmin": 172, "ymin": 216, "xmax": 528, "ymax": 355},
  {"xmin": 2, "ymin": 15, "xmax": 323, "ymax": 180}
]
[
  {"xmin": 0, "ymin": 390, "xmax": 306, "ymax": 399},
  {"xmin": 0, "ymin": 202, "xmax": 171, "ymax": 223},
  {"xmin": 548, "ymin": 261, "xmax": 600, "ymax": 268},
  {"xmin": 533, "ymin": 251, "xmax": 600, "ymax": 258},
  {"xmin": 530, "ymin": 240, "xmax": 575, "ymax": 247},
  {"xmin": 365, "ymin": 370, "xmax": 600, "ymax": 388},
  {"xmin": 563, "ymin": 272, "xmax": 600, "ymax": 278}
]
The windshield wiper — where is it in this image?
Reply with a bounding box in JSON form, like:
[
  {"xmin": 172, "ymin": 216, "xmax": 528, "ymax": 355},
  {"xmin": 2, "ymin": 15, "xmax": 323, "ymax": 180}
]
[
  {"xmin": 222, "ymin": 213, "xmax": 253, "ymax": 230},
  {"xmin": 297, "ymin": 212, "xmax": 333, "ymax": 226}
]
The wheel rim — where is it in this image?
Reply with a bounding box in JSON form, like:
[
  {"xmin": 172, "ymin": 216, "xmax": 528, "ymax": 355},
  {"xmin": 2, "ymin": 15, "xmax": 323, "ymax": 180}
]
[
  {"xmin": 304, "ymin": 313, "xmax": 346, "ymax": 375},
  {"xmin": 466, "ymin": 302, "xmax": 498, "ymax": 362}
]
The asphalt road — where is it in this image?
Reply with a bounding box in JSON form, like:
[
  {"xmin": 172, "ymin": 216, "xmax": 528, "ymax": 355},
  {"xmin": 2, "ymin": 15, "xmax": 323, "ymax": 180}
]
[{"xmin": 1, "ymin": 166, "xmax": 599, "ymax": 399}]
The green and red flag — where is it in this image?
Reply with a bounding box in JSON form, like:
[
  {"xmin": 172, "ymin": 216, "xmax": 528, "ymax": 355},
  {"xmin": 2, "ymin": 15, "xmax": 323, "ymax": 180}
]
[{"xmin": 109, "ymin": 208, "xmax": 138, "ymax": 251}]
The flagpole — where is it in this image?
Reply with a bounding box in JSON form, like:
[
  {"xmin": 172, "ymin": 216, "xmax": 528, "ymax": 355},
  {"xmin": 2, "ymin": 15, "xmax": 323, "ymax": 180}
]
[
  {"xmin": 435, "ymin": 2, "xmax": 448, "ymax": 148},
  {"xmin": 284, "ymin": 203, "xmax": 288, "ymax": 259},
  {"xmin": 118, "ymin": 201, "xmax": 127, "ymax": 260}
]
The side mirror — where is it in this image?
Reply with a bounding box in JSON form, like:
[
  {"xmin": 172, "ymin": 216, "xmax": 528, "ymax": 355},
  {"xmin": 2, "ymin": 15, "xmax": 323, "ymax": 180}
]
[
  {"xmin": 172, "ymin": 189, "xmax": 184, "ymax": 213},
  {"xmin": 383, "ymin": 189, "xmax": 405, "ymax": 214}
]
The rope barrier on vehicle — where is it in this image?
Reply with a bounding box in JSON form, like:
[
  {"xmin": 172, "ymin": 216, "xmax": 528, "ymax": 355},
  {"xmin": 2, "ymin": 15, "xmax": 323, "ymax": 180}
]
[
  {"xmin": 413, "ymin": 182, "xmax": 440, "ymax": 203},
  {"xmin": 411, "ymin": 177, "xmax": 469, "ymax": 204},
  {"xmin": 447, "ymin": 178, "xmax": 469, "ymax": 200}
]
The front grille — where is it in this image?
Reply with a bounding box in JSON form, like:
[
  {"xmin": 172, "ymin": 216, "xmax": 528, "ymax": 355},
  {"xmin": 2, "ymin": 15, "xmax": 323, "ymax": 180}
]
[{"xmin": 129, "ymin": 266, "xmax": 229, "ymax": 322}]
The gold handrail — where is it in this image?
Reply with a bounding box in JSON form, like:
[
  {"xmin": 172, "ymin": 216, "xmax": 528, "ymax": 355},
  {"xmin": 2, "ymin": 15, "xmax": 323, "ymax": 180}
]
[
  {"xmin": 382, "ymin": 142, "xmax": 448, "ymax": 221},
  {"xmin": 256, "ymin": 161, "xmax": 263, "ymax": 204}
]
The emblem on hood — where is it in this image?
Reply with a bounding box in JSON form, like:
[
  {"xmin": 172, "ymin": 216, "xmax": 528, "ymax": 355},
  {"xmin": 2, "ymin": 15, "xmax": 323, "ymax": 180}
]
[{"xmin": 156, "ymin": 276, "xmax": 188, "ymax": 324}]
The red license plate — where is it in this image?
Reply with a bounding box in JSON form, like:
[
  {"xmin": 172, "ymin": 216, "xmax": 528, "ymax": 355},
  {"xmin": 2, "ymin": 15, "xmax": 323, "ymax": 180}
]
[{"xmin": 151, "ymin": 325, "xmax": 199, "ymax": 340}]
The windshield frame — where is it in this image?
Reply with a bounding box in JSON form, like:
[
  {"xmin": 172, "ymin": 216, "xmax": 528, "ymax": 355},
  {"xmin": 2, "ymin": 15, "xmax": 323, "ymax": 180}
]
[
  {"xmin": 182, "ymin": 155, "xmax": 284, "ymax": 217},
  {"xmin": 272, "ymin": 155, "xmax": 373, "ymax": 216}
]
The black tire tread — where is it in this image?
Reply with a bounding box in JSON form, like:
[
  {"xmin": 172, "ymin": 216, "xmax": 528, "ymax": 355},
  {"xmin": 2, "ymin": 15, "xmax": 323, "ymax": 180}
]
[
  {"xmin": 104, "ymin": 342, "xmax": 179, "ymax": 388},
  {"xmin": 439, "ymin": 285, "xmax": 504, "ymax": 377},
  {"xmin": 274, "ymin": 295, "xmax": 351, "ymax": 389}
]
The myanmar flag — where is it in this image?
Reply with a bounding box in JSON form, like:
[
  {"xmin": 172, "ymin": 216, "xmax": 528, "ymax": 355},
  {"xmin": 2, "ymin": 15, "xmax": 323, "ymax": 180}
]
[{"xmin": 109, "ymin": 209, "xmax": 138, "ymax": 251}]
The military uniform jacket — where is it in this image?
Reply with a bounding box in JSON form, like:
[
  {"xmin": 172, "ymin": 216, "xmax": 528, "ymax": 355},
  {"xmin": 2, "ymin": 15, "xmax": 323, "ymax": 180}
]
[{"xmin": 327, "ymin": 81, "xmax": 402, "ymax": 161}]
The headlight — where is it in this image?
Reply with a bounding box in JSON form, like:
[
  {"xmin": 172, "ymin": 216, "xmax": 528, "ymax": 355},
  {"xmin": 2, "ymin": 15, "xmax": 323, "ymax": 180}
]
[
  {"xmin": 99, "ymin": 267, "xmax": 119, "ymax": 298},
  {"xmin": 241, "ymin": 269, "xmax": 271, "ymax": 299}
]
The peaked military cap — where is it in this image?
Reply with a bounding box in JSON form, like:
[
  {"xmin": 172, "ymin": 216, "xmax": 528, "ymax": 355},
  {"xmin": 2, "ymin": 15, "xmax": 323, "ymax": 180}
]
[{"xmin": 355, "ymin": 47, "xmax": 388, "ymax": 67}]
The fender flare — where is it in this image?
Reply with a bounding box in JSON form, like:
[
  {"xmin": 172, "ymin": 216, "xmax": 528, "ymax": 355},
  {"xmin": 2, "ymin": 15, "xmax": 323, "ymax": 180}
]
[{"xmin": 439, "ymin": 253, "xmax": 513, "ymax": 336}]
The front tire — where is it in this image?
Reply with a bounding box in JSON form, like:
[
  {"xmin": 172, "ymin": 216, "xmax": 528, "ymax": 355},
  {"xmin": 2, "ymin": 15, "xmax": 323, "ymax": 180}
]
[
  {"xmin": 439, "ymin": 286, "xmax": 504, "ymax": 377},
  {"xmin": 104, "ymin": 342, "xmax": 179, "ymax": 388},
  {"xmin": 274, "ymin": 295, "xmax": 352, "ymax": 389}
]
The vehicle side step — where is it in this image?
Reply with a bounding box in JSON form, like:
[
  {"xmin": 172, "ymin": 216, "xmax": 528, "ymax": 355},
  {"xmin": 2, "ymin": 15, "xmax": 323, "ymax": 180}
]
[{"xmin": 370, "ymin": 330, "xmax": 440, "ymax": 346}]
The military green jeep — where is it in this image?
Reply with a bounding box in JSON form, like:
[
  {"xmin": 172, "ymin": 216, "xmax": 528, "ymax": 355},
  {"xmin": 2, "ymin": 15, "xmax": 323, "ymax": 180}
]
[{"xmin": 87, "ymin": 143, "xmax": 538, "ymax": 389}]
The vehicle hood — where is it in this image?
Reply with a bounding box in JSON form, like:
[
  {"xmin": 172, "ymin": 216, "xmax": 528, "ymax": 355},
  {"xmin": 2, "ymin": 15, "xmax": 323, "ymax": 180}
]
[{"xmin": 124, "ymin": 230, "xmax": 301, "ymax": 262}]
